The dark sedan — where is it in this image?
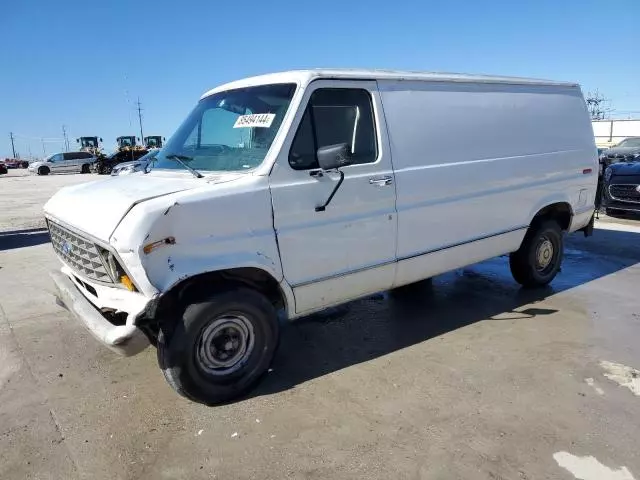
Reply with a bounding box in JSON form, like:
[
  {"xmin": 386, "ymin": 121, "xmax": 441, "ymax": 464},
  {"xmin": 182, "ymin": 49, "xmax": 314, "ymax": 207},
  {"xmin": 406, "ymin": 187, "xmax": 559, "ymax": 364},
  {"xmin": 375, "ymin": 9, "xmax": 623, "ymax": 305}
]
[
  {"xmin": 603, "ymin": 160, "xmax": 640, "ymax": 216},
  {"xmin": 599, "ymin": 137, "xmax": 640, "ymax": 168}
]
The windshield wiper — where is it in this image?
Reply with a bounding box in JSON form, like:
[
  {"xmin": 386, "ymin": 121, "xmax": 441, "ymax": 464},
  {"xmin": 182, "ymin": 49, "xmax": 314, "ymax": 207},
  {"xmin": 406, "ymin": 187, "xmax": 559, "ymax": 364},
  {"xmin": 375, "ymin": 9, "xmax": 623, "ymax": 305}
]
[{"xmin": 164, "ymin": 154, "xmax": 204, "ymax": 178}]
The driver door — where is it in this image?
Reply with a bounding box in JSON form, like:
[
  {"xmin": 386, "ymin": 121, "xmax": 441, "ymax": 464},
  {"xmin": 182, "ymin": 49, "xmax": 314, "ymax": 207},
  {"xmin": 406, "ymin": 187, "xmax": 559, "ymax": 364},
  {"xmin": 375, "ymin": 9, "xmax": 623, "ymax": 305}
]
[{"xmin": 269, "ymin": 80, "xmax": 398, "ymax": 315}]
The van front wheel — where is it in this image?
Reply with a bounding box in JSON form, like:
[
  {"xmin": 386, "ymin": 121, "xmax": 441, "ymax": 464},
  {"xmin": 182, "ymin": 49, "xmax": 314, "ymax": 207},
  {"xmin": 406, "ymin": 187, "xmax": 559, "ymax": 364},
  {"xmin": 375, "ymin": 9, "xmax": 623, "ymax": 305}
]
[
  {"xmin": 157, "ymin": 288, "xmax": 279, "ymax": 405},
  {"xmin": 509, "ymin": 220, "xmax": 563, "ymax": 288}
]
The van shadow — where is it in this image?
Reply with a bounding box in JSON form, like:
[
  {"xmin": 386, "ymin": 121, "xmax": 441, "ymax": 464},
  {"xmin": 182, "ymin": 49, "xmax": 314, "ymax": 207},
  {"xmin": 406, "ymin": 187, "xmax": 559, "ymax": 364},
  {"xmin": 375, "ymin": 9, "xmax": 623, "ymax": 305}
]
[
  {"xmin": 250, "ymin": 227, "xmax": 640, "ymax": 400},
  {"xmin": 0, "ymin": 228, "xmax": 50, "ymax": 251}
]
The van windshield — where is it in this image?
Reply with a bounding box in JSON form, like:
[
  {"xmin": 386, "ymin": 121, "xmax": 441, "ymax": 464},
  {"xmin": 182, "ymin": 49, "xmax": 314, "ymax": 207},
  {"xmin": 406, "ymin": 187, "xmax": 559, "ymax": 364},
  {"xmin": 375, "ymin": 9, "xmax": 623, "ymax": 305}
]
[{"xmin": 154, "ymin": 83, "xmax": 296, "ymax": 173}]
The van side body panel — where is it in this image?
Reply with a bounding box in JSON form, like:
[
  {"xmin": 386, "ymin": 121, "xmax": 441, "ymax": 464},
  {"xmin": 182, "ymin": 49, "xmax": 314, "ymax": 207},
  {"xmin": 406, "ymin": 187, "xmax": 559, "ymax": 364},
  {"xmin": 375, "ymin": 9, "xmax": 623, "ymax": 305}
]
[{"xmin": 377, "ymin": 80, "xmax": 597, "ymax": 288}]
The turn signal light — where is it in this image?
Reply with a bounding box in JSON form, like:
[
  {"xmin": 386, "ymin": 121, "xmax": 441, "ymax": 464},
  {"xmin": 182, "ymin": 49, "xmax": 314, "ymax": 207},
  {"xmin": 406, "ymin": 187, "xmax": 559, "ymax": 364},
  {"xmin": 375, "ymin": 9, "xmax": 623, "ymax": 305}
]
[
  {"xmin": 143, "ymin": 236, "xmax": 176, "ymax": 255},
  {"xmin": 120, "ymin": 275, "xmax": 136, "ymax": 292}
]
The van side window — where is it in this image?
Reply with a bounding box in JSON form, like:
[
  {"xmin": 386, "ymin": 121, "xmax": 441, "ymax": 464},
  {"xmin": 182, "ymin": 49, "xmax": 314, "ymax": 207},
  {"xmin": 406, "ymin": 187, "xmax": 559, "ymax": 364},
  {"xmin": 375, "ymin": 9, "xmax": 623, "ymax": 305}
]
[{"xmin": 289, "ymin": 88, "xmax": 377, "ymax": 170}]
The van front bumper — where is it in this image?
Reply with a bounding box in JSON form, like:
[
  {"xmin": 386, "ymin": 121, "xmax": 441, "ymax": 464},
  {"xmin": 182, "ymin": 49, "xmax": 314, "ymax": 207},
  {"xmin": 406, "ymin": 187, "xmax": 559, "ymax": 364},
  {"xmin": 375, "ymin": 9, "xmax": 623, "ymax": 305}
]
[{"xmin": 51, "ymin": 270, "xmax": 150, "ymax": 356}]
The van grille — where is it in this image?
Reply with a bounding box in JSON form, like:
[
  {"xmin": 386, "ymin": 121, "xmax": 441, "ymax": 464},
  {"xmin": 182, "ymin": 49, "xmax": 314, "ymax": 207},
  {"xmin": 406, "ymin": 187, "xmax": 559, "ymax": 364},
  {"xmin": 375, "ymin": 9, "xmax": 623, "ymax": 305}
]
[
  {"xmin": 47, "ymin": 220, "xmax": 114, "ymax": 283},
  {"xmin": 609, "ymin": 184, "xmax": 640, "ymax": 204}
]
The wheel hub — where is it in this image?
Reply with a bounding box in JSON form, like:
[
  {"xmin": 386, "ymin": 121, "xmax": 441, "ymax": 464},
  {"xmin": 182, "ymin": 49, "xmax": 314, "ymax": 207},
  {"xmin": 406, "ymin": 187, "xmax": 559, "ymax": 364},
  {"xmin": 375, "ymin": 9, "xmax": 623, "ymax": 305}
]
[
  {"xmin": 196, "ymin": 315, "xmax": 254, "ymax": 376},
  {"xmin": 536, "ymin": 237, "xmax": 554, "ymax": 270}
]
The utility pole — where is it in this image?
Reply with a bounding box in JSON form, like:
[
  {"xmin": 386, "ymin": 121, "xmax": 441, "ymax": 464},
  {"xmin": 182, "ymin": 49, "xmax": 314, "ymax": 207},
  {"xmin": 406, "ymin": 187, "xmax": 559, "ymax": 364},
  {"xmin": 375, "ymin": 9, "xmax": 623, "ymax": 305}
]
[
  {"xmin": 136, "ymin": 97, "xmax": 144, "ymax": 145},
  {"xmin": 62, "ymin": 125, "xmax": 70, "ymax": 152},
  {"xmin": 586, "ymin": 90, "xmax": 613, "ymax": 120},
  {"xmin": 9, "ymin": 132, "xmax": 16, "ymax": 158},
  {"xmin": 41, "ymin": 138, "xmax": 46, "ymax": 156}
]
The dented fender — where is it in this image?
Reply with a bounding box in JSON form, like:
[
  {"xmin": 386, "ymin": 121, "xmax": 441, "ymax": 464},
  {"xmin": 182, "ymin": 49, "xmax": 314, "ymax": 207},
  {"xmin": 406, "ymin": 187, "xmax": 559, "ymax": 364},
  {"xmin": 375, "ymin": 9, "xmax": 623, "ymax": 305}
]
[{"xmin": 110, "ymin": 174, "xmax": 286, "ymax": 296}]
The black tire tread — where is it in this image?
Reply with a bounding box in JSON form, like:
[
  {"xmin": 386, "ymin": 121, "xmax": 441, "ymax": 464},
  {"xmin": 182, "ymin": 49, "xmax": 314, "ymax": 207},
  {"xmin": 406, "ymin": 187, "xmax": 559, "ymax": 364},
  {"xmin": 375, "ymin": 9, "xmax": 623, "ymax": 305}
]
[
  {"xmin": 157, "ymin": 288, "xmax": 278, "ymax": 405},
  {"xmin": 509, "ymin": 219, "xmax": 563, "ymax": 288}
]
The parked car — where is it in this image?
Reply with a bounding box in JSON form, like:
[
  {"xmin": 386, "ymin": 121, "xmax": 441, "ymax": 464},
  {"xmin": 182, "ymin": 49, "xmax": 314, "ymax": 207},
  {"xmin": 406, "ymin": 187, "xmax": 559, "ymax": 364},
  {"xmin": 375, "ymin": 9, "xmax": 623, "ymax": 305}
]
[
  {"xmin": 44, "ymin": 69, "xmax": 597, "ymax": 405},
  {"xmin": 3, "ymin": 158, "xmax": 29, "ymax": 168},
  {"xmin": 110, "ymin": 149, "xmax": 160, "ymax": 176},
  {"xmin": 93, "ymin": 149, "xmax": 149, "ymax": 174},
  {"xmin": 0, "ymin": 162, "xmax": 7, "ymax": 175},
  {"xmin": 599, "ymin": 137, "xmax": 640, "ymax": 168},
  {"xmin": 603, "ymin": 159, "xmax": 640, "ymax": 216},
  {"xmin": 28, "ymin": 152, "xmax": 96, "ymax": 175}
]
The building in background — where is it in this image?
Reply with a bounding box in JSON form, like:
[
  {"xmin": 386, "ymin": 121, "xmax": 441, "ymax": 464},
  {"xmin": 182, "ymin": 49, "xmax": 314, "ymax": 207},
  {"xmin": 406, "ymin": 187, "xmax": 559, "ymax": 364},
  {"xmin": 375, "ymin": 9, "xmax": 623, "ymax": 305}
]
[{"xmin": 592, "ymin": 119, "xmax": 640, "ymax": 148}]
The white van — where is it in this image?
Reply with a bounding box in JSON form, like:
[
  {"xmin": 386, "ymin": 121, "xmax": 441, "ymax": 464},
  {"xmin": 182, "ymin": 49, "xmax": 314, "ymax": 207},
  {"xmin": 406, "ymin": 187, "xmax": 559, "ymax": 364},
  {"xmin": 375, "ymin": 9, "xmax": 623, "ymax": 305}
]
[
  {"xmin": 44, "ymin": 70, "xmax": 597, "ymax": 404},
  {"xmin": 29, "ymin": 151, "xmax": 96, "ymax": 175}
]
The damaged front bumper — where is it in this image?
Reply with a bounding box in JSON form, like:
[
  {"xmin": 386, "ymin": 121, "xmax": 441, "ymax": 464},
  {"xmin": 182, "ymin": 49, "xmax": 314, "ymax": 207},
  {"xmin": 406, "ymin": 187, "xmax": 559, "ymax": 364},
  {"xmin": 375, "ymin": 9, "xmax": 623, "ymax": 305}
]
[{"xmin": 51, "ymin": 269, "xmax": 150, "ymax": 356}]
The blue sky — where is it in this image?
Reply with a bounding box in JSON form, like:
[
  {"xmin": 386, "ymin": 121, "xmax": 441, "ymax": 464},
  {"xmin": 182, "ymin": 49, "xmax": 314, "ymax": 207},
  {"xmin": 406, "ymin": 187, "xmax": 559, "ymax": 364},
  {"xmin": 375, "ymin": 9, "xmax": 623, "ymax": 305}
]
[{"xmin": 2, "ymin": 0, "xmax": 639, "ymax": 158}]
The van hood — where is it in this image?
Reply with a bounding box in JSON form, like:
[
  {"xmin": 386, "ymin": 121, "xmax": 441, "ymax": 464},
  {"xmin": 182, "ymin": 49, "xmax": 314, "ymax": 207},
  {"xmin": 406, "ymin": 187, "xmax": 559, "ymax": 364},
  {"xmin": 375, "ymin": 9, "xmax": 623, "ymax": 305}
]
[{"xmin": 44, "ymin": 172, "xmax": 244, "ymax": 241}]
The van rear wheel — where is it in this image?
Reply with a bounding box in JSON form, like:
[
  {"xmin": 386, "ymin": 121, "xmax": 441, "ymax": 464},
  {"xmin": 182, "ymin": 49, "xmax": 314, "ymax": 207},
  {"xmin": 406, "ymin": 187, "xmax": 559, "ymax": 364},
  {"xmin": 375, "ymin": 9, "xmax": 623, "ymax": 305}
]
[
  {"xmin": 509, "ymin": 220, "xmax": 563, "ymax": 288},
  {"xmin": 157, "ymin": 288, "xmax": 279, "ymax": 405},
  {"xmin": 81, "ymin": 164, "xmax": 90, "ymax": 174}
]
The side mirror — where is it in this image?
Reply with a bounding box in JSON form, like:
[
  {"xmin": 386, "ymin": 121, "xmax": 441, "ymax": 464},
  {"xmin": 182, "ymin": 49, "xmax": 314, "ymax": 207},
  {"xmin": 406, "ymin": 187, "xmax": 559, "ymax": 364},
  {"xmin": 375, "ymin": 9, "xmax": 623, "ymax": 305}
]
[
  {"xmin": 313, "ymin": 143, "xmax": 353, "ymax": 212},
  {"xmin": 99, "ymin": 138, "xmax": 103, "ymax": 142},
  {"xmin": 317, "ymin": 143, "xmax": 353, "ymax": 171}
]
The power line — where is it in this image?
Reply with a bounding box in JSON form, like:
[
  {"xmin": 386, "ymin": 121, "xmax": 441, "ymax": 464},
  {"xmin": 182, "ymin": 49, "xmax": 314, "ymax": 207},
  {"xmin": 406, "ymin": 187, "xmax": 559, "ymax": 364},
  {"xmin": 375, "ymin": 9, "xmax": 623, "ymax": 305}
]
[{"xmin": 585, "ymin": 90, "xmax": 614, "ymax": 120}]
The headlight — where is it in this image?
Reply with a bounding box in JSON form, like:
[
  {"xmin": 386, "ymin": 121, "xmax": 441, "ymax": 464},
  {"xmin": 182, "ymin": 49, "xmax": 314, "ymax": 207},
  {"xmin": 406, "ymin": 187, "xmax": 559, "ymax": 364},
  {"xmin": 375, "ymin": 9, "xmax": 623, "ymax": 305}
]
[
  {"xmin": 604, "ymin": 167, "xmax": 613, "ymax": 183},
  {"xmin": 98, "ymin": 248, "xmax": 137, "ymax": 291}
]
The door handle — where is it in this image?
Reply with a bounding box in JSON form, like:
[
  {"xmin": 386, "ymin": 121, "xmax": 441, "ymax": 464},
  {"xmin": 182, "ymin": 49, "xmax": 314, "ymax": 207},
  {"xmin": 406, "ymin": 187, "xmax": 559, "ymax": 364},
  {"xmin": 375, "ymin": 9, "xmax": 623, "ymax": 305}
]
[{"xmin": 369, "ymin": 176, "xmax": 393, "ymax": 186}]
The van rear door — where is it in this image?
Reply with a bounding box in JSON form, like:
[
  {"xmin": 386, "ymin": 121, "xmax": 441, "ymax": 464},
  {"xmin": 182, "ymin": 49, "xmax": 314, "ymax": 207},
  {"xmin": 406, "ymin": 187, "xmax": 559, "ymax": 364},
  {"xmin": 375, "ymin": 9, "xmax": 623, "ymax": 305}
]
[{"xmin": 269, "ymin": 80, "xmax": 397, "ymax": 314}]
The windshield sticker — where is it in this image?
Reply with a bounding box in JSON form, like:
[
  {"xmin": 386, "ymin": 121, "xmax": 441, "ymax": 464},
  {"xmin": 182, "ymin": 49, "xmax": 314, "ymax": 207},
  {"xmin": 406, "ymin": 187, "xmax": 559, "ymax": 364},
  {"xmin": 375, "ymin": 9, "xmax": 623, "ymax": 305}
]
[{"xmin": 233, "ymin": 113, "xmax": 275, "ymax": 129}]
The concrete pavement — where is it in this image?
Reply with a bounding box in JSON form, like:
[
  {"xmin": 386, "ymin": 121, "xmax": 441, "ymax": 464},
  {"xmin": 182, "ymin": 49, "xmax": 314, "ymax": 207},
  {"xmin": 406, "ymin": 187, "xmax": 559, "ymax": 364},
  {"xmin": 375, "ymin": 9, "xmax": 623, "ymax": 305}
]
[{"xmin": 1, "ymin": 172, "xmax": 639, "ymax": 479}]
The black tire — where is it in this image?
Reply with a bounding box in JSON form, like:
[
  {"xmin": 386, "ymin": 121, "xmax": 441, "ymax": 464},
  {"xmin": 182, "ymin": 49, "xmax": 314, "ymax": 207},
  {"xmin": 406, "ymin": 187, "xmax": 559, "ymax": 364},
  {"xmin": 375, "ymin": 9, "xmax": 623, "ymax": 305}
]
[
  {"xmin": 81, "ymin": 164, "xmax": 90, "ymax": 174},
  {"xmin": 509, "ymin": 220, "xmax": 563, "ymax": 288},
  {"xmin": 38, "ymin": 166, "xmax": 50, "ymax": 176},
  {"xmin": 157, "ymin": 288, "xmax": 279, "ymax": 405}
]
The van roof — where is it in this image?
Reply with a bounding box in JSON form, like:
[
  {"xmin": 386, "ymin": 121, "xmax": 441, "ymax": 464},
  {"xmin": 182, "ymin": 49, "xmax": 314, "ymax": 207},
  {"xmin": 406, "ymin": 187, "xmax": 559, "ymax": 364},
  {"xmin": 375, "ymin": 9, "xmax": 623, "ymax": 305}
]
[{"xmin": 201, "ymin": 69, "xmax": 578, "ymax": 98}]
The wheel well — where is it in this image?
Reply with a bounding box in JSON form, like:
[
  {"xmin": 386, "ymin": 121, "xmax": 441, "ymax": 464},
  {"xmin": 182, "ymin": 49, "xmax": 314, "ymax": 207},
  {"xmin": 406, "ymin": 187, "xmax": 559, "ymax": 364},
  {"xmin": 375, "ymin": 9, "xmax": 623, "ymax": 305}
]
[
  {"xmin": 531, "ymin": 202, "xmax": 572, "ymax": 231},
  {"xmin": 147, "ymin": 268, "xmax": 286, "ymax": 330}
]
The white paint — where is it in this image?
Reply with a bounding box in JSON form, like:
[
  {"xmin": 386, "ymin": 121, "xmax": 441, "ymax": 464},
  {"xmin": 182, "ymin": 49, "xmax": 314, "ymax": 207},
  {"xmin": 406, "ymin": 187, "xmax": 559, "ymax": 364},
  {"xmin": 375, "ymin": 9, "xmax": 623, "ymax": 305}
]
[
  {"xmin": 201, "ymin": 69, "xmax": 577, "ymax": 99},
  {"xmin": 44, "ymin": 68, "xmax": 597, "ymax": 360},
  {"xmin": 233, "ymin": 113, "xmax": 275, "ymax": 128},
  {"xmin": 585, "ymin": 378, "xmax": 605, "ymax": 395},
  {"xmin": 553, "ymin": 452, "xmax": 635, "ymax": 480},
  {"xmin": 600, "ymin": 361, "xmax": 640, "ymax": 396}
]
